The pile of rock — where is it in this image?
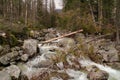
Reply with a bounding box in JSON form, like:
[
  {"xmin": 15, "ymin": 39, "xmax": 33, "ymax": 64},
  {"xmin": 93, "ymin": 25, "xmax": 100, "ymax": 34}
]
[{"xmin": 0, "ymin": 28, "xmax": 119, "ymax": 80}]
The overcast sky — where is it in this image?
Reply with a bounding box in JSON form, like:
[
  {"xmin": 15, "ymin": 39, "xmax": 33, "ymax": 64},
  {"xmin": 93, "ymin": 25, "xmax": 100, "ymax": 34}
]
[
  {"xmin": 54, "ymin": 0, "xmax": 63, "ymax": 10},
  {"xmin": 23, "ymin": 0, "xmax": 64, "ymax": 10}
]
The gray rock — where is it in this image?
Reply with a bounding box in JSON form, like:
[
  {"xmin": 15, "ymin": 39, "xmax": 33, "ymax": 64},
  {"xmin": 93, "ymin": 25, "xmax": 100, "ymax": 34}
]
[
  {"xmin": 87, "ymin": 66, "xmax": 109, "ymax": 80},
  {"xmin": 45, "ymin": 32, "xmax": 57, "ymax": 40},
  {"xmin": 33, "ymin": 60, "xmax": 52, "ymax": 68},
  {"xmin": 23, "ymin": 39, "xmax": 38, "ymax": 56},
  {"xmin": 21, "ymin": 54, "xmax": 29, "ymax": 61},
  {"xmin": 98, "ymin": 45, "xmax": 119, "ymax": 62},
  {"xmin": 0, "ymin": 71, "xmax": 11, "ymax": 80},
  {"xmin": 17, "ymin": 63, "xmax": 29, "ymax": 80},
  {"xmin": 107, "ymin": 62, "xmax": 120, "ymax": 69},
  {"xmin": 2, "ymin": 65, "xmax": 20, "ymax": 79},
  {"xmin": 56, "ymin": 62, "xmax": 64, "ymax": 69},
  {"xmin": 38, "ymin": 44, "xmax": 59, "ymax": 55},
  {"xmin": 0, "ymin": 45, "xmax": 3, "ymax": 52},
  {"xmin": 44, "ymin": 53, "xmax": 56, "ymax": 60},
  {"xmin": 0, "ymin": 51, "xmax": 19, "ymax": 65}
]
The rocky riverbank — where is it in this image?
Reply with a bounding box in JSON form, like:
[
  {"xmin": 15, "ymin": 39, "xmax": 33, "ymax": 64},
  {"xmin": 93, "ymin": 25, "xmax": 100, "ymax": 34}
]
[{"xmin": 0, "ymin": 28, "xmax": 120, "ymax": 80}]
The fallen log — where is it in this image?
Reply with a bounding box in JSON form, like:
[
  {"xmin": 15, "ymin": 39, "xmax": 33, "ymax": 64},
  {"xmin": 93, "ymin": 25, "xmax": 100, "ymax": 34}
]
[
  {"xmin": 85, "ymin": 33, "xmax": 111, "ymax": 44},
  {"xmin": 41, "ymin": 29, "xmax": 83, "ymax": 44}
]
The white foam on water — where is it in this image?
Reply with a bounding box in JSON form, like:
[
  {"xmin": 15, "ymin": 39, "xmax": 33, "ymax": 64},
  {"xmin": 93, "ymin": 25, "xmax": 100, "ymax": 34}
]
[
  {"xmin": 79, "ymin": 60, "xmax": 120, "ymax": 80},
  {"xmin": 66, "ymin": 69, "xmax": 88, "ymax": 80}
]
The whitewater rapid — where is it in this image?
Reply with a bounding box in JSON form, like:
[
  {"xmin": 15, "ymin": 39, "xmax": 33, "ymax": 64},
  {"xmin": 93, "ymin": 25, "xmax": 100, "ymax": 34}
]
[
  {"xmin": 79, "ymin": 60, "xmax": 120, "ymax": 80},
  {"xmin": 22, "ymin": 41, "xmax": 120, "ymax": 80}
]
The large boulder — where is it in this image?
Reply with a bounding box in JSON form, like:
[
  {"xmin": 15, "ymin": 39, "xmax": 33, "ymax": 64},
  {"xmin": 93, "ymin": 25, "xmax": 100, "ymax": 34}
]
[
  {"xmin": 87, "ymin": 66, "xmax": 109, "ymax": 80},
  {"xmin": 2, "ymin": 65, "xmax": 20, "ymax": 79},
  {"xmin": 98, "ymin": 43, "xmax": 119, "ymax": 62},
  {"xmin": 0, "ymin": 71, "xmax": 11, "ymax": 80},
  {"xmin": 45, "ymin": 32, "xmax": 57, "ymax": 40},
  {"xmin": 57, "ymin": 38, "xmax": 76, "ymax": 51},
  {"xmin": 0, "ymin": 51, "xmax": 19, "ymax": 65},
  {"xmin": 23, "ymin": 39, "xmax": 38, "ymax": 56},
  {"xmin": 33, "ymin": 60, "xmax": 53, "ymax": 68},
  {"xmin": 38, "ymin": 44, "xmax": 60, "ymax": 54}
]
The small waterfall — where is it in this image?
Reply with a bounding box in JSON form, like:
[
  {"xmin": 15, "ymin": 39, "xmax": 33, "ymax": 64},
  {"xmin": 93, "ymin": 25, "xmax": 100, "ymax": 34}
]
[{"xmin": 79, "ymin": 60, "xmax": 120, "ymax": 80}]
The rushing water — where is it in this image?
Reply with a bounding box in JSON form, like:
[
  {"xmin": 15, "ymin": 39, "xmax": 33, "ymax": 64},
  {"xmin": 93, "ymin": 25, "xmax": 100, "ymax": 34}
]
[
  {"xmin": 66, "ymin": 69, "xmax": 88, "ymax": 80},
  {"xmin": 79, "ymin": 60, "xmax": 120, "ymax": 80},
  {"xmin": 23, "ymin": 40, "xmax": 120, "ymax": 80}
]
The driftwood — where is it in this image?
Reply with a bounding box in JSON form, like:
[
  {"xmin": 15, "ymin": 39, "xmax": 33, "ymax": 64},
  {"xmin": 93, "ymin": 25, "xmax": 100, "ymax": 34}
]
[
  {"xmin": 42, "ymin": 29, "xmax": 83, "ymax": 43},
  {"xmin": 85, "ymin": 33, "xmax": 111, "ymax": 44}
]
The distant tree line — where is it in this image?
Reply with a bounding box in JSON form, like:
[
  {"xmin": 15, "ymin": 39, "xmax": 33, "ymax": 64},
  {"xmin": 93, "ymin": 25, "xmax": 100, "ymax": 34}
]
[
  {"xmin": 0, "ymin": 0, "xmax": 119, "ymax": 44},
  {"xmin": 0, "ymin": 0, "xmax": 56, "ymax": 28}
]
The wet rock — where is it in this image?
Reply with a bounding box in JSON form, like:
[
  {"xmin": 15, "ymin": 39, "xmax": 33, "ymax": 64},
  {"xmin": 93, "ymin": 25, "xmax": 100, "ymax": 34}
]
[
  {"xmin": 33, "ymin": 60, "xmax": 53, "ymax": 68},
  {"xmin": 56, "ymin": 62, "xmax": 64, "ymax": 69},
  {"xmin": 0, "ymin": 45, "xmax": 3, "ymax": 52},
  {"xmin": 98, "ymin": 44, "xmax": 119, "ymax": 62},
  {"xmin": 45, "ymin": 32, "xmax": 57, "ymax": 40},
  {"xmin": 23, "ymin": 39, "xmax": 38, "ymax": 56},
  {"xmin": 87, "ymin": 66, "xmax": 109, "ymax": 80},
  {"xmin": 107, "ymin": 62, "xmax": 120, "ymax": 69},
  {"xmin": 2, "ymin": 65, "xmax": 20, "ymax": 79},
  {"xmin": 21, "ymin": 54, "xmax": 29, "ymax": 62},
  {"xmin": 39, "ymin": 45, "xmax": 59, "ymax": 55},
  {"xmin": 44, "ymin": 53, "xmax": 57, "ymax": 60},
  {"xmin": 0, "ymin": 51, "xmax": 19, "ymax": 65},
  {"xmin": 0, "ymin": 71, "xmax": 11, "ymax": 80}
]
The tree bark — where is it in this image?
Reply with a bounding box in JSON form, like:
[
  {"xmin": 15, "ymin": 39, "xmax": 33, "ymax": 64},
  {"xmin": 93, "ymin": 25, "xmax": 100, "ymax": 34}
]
[
  {"xmin": 25, "ymin": 0, "xmax": 28, "ymax": 26},
  {"xmin": 116, "ymin": 0, "xmax": 120, "ymax": 44},
  {"xmin": 88, "ymin": 0, "xmax": 96, "ymax": 27},
  {"xmin": 98, "ymin": 0, "xmax": 103, "ymax": 29}
]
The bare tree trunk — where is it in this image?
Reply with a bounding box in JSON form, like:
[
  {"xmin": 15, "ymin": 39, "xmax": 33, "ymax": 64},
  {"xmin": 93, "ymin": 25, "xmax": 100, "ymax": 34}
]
[
  {"xmin": 25, "ymin": 0, "xmax": 28, "ymax": 26},
  {"xmin": 98, "ymin": 0, "xmax": 103, "ymax": 29},
  {"xmin": 113, "ymin": 0, "xmax": 117, "ymax": 24},
  {"xmin": 10, "ymin": 0, "xmax": 13, "ymax": 26},
  {"xmin": 32, "ymin": 0, "xmax": 37, "ymax": 24},
  {"xmin": 88, "ymin": 0, "xmax": 96, "ymax": 27},
  {"xmin": 116, "ymin": 0, "xmax": 120, "ymax": 44}
]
